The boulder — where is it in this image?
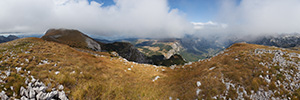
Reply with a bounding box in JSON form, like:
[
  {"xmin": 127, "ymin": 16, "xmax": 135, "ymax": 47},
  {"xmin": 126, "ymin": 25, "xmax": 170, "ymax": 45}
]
[
  {"xmin": 29, "ymin": 89, "xmax": 36, "ymax": 99},
  {"xmin": 36, "ymin": 92, "xmax": 48, "ymax": 100},
  {"xmin": 0, "ymin": 91, "xmax": 8, "ymax": 100},
  {"xmin": 58, "ymin": 85, "xmax": 64, "ymax": 90},
  {"xmin": 20, "ymin": 96, "xmax": 29, "ymax": 100},
  {"xmin": 20, "ymin": 86, "xmax": 27, "ymax": 96},
  {"xmin": 47, "ymin": 91, "xmax": 58, "ymax": 99},
  {"xmin": 58, "ymin": 91, "xmax": 68, "ymax": 100}
]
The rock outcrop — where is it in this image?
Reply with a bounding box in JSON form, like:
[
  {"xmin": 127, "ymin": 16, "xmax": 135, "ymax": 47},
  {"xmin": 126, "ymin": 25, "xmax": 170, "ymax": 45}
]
[
  {"xmin": 19, "ymin": 78, "xmax": 68, "ymax": 100},
  {"xmin": 0, "ymin": 91, "xmax": 8, "ymax": 100},
  {"xmin": 165, "ymin": 42, "xmax": 182, "ymax": 59},
  {"xmin": 0, "ymin": 76, "xmax": 68, "ymax": 100}
]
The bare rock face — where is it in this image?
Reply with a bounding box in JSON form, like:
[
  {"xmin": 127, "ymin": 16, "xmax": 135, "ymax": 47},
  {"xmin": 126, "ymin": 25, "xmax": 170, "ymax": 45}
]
[
  {"xmin": 165, "ymin": 42, "xmax": 182, "ymax": 59},
  {"xmin": 86, "ymin": 38, "xmax": 101, "ymax": 51},
  {"xmin": 41, "ymin": 28, "xmax": 101, "ymax": 51}
]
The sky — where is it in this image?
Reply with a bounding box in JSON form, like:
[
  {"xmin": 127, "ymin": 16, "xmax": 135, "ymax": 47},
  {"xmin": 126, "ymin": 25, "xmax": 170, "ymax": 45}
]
[
  {"xmin": 88, "ymin": 0, "xmax": 222, "ymax": 22},
  {"xmin": 0, "ymin": 0, "xmax": 300, "ymax": 38}
]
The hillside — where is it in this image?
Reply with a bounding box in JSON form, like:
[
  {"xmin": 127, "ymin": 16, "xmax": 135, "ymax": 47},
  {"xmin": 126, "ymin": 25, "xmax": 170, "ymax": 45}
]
[
  {"xmin": 0, "ymin": 38, "xmax": 167, "ymax": 99},
  {"xmin": 42, "ymin": 29, "xmax": 185, "ymax": 66},
  {"xmin": 164, "ymin": 43, "xmax": 300, "ymax": 99},
  {"xmin": 0, "ymin": 38, "xmax": 299, "ymax": 99}
]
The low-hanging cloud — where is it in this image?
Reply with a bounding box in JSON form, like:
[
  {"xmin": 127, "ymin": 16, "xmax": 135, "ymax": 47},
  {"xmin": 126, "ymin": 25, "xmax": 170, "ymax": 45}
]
[
  {"xmin": 0, "ymin": 0, "xmax": 193, "ymax": 38},
  {"xmin": 217, "ymin": 0, "xmax": 300, "ymax": 37},
  {"xmin": 1, "ymin": 0, "xmax": 300, "ymax": 39}
]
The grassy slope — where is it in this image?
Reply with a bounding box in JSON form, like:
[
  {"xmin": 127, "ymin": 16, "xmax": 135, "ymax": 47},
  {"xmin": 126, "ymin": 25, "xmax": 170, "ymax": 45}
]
[
  {"xmin": 164, "ymin": 43, "xmax": 300, "ymax": 99},
  {"xmin": 0, "ymin": 38, "xmax": 168, "ymax": 99},
  {"xmin": 0, "ymin": 38, "xmax": 299, "ymax": 99}
]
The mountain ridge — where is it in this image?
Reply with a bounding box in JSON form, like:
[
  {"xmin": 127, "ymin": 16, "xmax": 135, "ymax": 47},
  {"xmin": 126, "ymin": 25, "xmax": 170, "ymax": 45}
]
[
  {"xmin": 0, "ymin": 35, "xmax": 18, "ymax": 43},
  {"xmin": 1, "ymin": 37, "xmax": 299, "ymax": 99},
  {"xmin": 40, "ymin": 28, "xmax": 186, "ymax": 66}
]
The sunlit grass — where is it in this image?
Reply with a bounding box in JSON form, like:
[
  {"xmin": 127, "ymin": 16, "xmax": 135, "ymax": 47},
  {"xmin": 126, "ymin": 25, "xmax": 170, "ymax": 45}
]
[{"xmin": 0, "ymin": 38, "xmax": 299, "ymax": 99}]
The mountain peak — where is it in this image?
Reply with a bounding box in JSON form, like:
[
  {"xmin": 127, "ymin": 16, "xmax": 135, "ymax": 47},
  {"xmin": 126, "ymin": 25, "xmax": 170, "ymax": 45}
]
[{"xmin": 41, "ymin": 28, "xmax": 101, "ymax": 51}]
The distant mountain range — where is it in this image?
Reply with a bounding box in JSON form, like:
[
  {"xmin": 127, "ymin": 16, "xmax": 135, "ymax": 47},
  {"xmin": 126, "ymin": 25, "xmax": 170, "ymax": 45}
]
[
  {"xmin": 2, "ymin": 31, "xmax": 300, "ymax": 63},
  {"xmin": 249, "ymin": 33, "xmax": 300, "ymax": 48},
  {"xmin": 105, "ymin": 33, "xmax": 300, "ymax": 62},
  {"xmin": 0, "ymin": 35, "xmax": 18, "ymax": 43}
]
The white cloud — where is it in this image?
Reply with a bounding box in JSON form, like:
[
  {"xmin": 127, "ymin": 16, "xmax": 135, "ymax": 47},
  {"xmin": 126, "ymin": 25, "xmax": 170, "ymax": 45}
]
[
  {"xmin": 0, "ymin": 0, "xmax": 193, "ymax": 38},
  {"xmin": 2, "ymin": 0, "xmax": 300, "ymax": 39},
  {"xmin": 191, "ymin": 21, "xmax": 227, "ymax": 30},
  {"xmin": 217, "ymin": 0, "xmax": 300, "ymax": 36},
  {"xmin": 191, "ymin": 0, "xmax": 300, "ymax": 38}
]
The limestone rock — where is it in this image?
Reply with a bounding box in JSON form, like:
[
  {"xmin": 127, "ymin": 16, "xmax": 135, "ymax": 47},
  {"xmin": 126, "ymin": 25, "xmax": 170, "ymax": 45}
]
[
  {"xmin": 20, "ymin": 86, "xmax": 26, "ymax": 96},
  {"xmin": 0, "ymin": 91, "xmax": 8, "ymax": 100},
  {"xmin": 36, "ymin": 92, "xmax": 47, "ymax": 100},
  {"xmin": 20, "ymin": 96, "xmax": 28, "ymax": 100},
  {"xmin": 17, "ymin": 77, "xmax": 68, "ymax": 100},
  {"xmin": 58, "ymin": 91, "xmax": 68, "ymax": 100},
  {"xmin": 58, "ymin": 85, "xmax": 64, "ymax": 90},
  {"xmin": 29, "ymin": 89, "xmax": 36, "ymax": 99}
]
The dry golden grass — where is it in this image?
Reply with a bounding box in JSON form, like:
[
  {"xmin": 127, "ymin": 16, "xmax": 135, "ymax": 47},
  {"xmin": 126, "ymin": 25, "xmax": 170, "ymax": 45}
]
[
  {"xmin": 160, "ymin": 43, "xmax": 300, "ymax": 99},
  {"xmin": 0, "ymin": 38, "xmax": 169, "ymax": 99},
  {"xmin": 0, "ymin": 39, "xmax": 299, "ymax": 99}
]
